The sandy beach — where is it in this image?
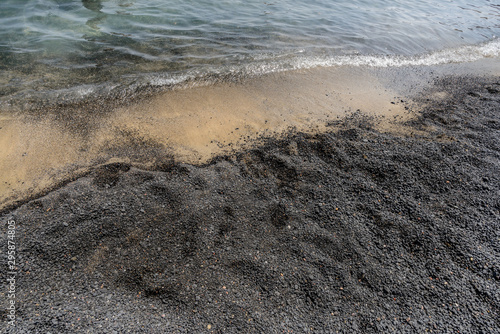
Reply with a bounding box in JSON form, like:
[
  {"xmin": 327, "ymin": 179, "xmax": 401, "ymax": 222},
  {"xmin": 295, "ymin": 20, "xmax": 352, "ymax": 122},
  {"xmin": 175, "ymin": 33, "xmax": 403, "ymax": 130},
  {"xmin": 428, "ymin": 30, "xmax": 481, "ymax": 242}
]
[{"xmin": 1, "ymin": 63, "xmax": 499, "ymax": 333}]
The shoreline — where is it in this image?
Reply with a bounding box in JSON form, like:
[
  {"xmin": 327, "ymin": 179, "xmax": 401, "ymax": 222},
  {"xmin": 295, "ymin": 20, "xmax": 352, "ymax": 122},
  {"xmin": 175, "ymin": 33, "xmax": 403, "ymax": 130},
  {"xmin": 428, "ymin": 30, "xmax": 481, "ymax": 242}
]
[
  {"xmin": 1, "ymin": 38, "xmax": 499, "ymax": 112},
  {"xmin": 1, "ymin": 68, "xmax": 499, "ymax": 332}
]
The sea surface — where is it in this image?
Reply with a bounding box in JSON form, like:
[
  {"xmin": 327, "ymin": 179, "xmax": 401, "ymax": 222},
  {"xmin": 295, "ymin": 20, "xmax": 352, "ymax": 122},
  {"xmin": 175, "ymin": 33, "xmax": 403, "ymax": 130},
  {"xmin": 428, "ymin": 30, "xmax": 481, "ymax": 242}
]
[{"xmin": 0, "ymin": 0, "xmax": 499, "ymax": 105}]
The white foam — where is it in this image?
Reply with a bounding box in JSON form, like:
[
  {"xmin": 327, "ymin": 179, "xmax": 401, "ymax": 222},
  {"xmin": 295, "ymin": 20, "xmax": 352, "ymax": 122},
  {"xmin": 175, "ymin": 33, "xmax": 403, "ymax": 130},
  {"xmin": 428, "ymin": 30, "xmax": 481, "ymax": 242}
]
[
  {"xmin": 299, "ymin": 39, "xmax": 500, "ymax": 69},
  {"xmin": 138, "ymin": 40, "xmax": 500, "ymax": 94},
  {"xmin": 145, "ymin": 74, "xmax": 192, "ymax": 87},
  {"xmin": 35, "ymin": 40, "xmax": 499, "ymax": 104},
  {"xmin": 160, "ymin": 39, "xmax": 498, "ymax": 86}
]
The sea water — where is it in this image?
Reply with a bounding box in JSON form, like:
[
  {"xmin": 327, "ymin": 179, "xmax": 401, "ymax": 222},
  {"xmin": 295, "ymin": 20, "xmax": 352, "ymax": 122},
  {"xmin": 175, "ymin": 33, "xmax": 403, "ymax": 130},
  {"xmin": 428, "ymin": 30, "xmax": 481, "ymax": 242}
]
[{"xmin": 0, "ymin": 0, "xmax": 499, "ymax": 105}]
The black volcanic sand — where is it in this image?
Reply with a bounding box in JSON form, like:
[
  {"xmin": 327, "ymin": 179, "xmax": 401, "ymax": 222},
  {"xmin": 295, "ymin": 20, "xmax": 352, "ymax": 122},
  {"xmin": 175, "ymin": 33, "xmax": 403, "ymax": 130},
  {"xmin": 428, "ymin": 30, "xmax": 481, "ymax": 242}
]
[{"xmin": 1, "ymin": 75, "xmax": 499, "ymax": 333}]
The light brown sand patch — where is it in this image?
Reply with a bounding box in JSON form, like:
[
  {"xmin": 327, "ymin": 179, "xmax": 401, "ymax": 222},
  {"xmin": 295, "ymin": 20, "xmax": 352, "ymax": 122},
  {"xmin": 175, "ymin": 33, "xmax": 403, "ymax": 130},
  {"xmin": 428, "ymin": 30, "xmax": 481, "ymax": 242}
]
[{"xmin": 109, "ymin": 66, "xmax": 412, "ymax": 162}]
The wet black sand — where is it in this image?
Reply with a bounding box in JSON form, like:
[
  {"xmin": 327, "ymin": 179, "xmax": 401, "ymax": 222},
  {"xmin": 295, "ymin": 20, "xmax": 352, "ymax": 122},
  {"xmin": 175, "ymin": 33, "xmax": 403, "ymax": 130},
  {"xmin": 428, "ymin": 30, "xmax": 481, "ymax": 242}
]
[{"xmin": 1, "ymin": 74, "xmax": 499, "ymax": 333}]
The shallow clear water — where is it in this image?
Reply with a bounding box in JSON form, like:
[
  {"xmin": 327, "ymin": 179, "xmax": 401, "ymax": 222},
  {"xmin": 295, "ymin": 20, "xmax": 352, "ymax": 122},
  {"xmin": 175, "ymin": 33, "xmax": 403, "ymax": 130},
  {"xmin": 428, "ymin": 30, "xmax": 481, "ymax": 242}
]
[{"xmin": 1, "ymin": 0, "xmax": 499, "ymax": 104}]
